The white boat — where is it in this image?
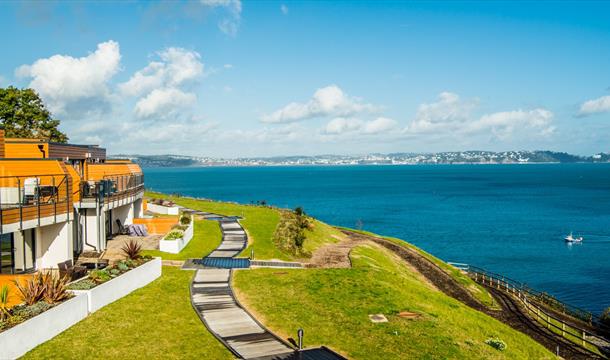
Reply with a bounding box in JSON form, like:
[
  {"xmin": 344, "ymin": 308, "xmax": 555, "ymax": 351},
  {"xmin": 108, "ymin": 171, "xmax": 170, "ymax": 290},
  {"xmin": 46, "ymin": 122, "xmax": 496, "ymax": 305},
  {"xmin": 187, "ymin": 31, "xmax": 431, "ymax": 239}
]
[{"xmin": 565, "ymin": 232, "xmax": 583, "ymax": 243}]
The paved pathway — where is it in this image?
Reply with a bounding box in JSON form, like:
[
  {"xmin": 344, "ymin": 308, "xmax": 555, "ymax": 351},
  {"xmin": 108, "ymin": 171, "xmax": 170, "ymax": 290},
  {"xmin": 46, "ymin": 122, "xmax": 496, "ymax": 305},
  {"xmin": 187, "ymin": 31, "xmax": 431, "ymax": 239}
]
[{"xmin": 189, "ymin": 214, "xmax": 295, "ymax": 359}]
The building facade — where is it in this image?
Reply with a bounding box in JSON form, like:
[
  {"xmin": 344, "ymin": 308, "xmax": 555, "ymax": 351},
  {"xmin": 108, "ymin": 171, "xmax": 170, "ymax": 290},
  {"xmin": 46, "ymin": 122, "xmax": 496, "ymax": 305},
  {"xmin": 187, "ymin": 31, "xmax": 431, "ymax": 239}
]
[{"xmin": 0, "ymin": 129, "xmax": 144, "ymax": 275}]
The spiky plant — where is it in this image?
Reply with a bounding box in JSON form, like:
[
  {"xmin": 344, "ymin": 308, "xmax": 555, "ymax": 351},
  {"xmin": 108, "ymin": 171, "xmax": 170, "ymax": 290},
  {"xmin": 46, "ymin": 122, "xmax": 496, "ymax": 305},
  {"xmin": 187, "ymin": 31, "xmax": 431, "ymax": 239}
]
[
  {"xmin": 0, "ymin": 285, "xmax": 11, "ymax": 321},
  {"xmin": 13, "ymin": 273, "xmax": 46, "ymax": 306},
  {"xmin": 121, "ymin": 239, "xmax": 142, "ymax": 260},
  {"xmin": 42, "ymin": 273, "xmax": 71, "ymax": 304}
]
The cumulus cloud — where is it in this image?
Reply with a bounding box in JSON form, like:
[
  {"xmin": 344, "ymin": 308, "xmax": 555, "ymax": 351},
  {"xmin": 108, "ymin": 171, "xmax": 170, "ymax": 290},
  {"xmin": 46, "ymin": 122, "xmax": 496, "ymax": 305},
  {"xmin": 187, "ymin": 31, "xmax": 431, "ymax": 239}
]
[
  {"xmin": 120, "ymin": 47, "xmax": 203, "ymax": 120},
  {"xmin": 200, "ymin": 0, "xmax": 241, "ymax": 36},
  {"xmin": 323, "ymin": 117, "xmax": 398, "ymax": 136},
  {"xmin": 134, "ymin": 88, "xmax": 197, "ymax": 119},
  {"xmin": 15, "ymin": 40, "xmax": 121, "ymax": 116},
  {"xmin": 578, "ymin": 95, "xmax": 610, "ymax": 116},
  {"xmin": 262, "ymin": 85, "xmax": 378, "ymax": 123},
  {"xmin": 404, "ymin": 92, "xmax": 554, "ymax": 140}
]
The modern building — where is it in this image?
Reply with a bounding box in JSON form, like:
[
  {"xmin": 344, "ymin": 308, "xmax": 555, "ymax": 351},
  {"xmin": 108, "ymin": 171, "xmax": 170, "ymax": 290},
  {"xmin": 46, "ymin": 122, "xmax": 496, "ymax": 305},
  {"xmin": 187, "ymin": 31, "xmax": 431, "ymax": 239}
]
[{"xmin": 0, "ymin": 128, "xmax": 144, "ymax": 276}]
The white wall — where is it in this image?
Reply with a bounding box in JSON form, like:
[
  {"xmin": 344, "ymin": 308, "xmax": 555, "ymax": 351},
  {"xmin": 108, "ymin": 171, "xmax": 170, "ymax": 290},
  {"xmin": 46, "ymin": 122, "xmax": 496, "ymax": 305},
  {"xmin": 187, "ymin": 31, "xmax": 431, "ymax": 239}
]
[
  {"xmin": 36, "ymin": 221, "xmax": 72, "ymax": 269},
  {"xmin": 113, "ymin": 203, "xmax": 134, "ymax": 232},
  {"xmin": 83, "ymin": 208, "xmax": 103, "ymax": 252},
  {"xmin": 134, "ymin": 197, "xmax": 144, "ymax": 218}
]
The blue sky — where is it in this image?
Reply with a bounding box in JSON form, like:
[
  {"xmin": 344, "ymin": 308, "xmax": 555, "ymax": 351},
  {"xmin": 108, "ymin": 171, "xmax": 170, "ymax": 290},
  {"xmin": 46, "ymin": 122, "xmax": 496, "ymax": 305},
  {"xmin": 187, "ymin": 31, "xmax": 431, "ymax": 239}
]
[{"xmin": 0, "ymin": 1, "xmax": 609, "ymax": 157}]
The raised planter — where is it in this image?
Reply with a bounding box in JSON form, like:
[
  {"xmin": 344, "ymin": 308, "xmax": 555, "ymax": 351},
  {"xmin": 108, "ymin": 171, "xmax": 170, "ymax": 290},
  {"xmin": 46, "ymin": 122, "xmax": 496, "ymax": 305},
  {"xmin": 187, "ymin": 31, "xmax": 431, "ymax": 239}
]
[
  {"xmin": 159, "ymin": 220, "xmax": 194, "ymax": 254},
  {"xmin": 146, "ymin": 202, "xmax": 180, "ymax": 215},
  {"xmin": 0, "ymin": 294, "xmax": 88, "ymax": 359},
  {"xmin": 73, "ymin": 257, "xmax": 162, "ymax": 313}
]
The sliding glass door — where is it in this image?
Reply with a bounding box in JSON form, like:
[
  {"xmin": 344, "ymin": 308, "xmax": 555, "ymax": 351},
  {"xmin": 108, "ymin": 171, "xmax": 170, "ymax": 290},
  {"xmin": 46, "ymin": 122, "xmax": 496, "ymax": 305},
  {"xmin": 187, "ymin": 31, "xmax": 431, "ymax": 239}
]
[{"xmin": 0, "ymin": 233, "xmax": 14, "ymax": 274}]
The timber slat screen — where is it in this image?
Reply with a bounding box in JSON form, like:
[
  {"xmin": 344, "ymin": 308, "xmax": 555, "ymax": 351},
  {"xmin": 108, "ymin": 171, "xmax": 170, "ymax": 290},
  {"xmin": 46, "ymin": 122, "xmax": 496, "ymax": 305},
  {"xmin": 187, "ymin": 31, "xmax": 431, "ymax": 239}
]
[{"xmin": 0, "ymin": 174, "xmax": 72, "ymax": 230}]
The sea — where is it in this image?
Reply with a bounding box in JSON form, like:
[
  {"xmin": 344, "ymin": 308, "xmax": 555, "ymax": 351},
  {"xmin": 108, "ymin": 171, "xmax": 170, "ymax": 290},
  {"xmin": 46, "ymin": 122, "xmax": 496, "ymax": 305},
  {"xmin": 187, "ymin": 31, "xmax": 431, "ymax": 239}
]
[{"xmin": 144, "ymin": 163, "xmax": 610, "ymax": 315}]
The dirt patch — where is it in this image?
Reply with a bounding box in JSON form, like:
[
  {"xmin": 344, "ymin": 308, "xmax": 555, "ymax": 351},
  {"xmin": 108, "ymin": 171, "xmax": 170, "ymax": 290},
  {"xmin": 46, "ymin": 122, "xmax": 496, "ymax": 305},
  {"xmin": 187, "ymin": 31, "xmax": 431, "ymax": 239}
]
[
  {"xmin": 305, "ymin": 237, "xmax": 365, "ymax": 268},
  {"xmin": 102, "ymin": 234, "xmax": 163, "ymax": 263}
]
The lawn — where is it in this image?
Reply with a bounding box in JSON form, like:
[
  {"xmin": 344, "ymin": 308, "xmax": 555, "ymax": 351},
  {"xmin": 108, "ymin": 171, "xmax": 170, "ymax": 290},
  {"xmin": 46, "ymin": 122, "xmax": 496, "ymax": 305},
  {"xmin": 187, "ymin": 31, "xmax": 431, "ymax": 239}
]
[
  {"xmin": 233, "ymin": 243, "xmax": 554, "ymax": 360},
  {"xmin": 146, "ymin": 192, "xmax": 343, "ymax": 261},
  {"xmin": 142, "ymin": 219, "xmax": 222, "ymax": 260},
  {"xmin": 23, "ymin": 267, "xmax": 232, "ymax": 360}
]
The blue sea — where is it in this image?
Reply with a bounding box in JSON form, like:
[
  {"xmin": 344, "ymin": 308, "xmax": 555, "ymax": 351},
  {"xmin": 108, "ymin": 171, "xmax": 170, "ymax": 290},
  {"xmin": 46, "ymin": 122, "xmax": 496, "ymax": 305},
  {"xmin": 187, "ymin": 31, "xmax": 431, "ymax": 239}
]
[{"xmin": 144, "ymin": 164, "xmax": 610, "ymax": 314}]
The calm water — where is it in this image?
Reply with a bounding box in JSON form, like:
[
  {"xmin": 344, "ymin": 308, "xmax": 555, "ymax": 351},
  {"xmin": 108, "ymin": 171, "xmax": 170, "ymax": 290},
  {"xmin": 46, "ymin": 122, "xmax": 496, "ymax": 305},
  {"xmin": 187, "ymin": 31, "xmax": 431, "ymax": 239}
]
[{"xmin": 144, "ymin": 164, "xmax": 610, "ymax": 314}]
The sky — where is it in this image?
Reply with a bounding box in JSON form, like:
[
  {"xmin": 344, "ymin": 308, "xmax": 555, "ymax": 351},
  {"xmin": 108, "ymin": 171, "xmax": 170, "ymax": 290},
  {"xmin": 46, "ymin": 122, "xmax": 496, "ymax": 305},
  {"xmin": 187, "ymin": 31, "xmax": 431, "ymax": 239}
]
[{"xmin": 0, "ymin": 1, "xmax": 609, "ymax": 157}]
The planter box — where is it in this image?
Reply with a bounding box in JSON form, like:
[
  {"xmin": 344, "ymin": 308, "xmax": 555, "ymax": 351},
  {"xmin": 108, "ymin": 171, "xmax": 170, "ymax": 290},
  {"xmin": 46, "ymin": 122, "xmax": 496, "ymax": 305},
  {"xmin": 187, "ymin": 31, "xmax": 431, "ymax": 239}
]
[
  {"xmin": 0, "ymin": 293, "xmax": 88, "ymax": 359},
  {"xmin": 159, "ymin": 220, "xmax": 194, "ymax": 254},
  {"xmin": 73, "ymin": 257, "xmax": 161, "ymax": 313},
  {"xmin": 146, "ymin": 202, "xmax": 180, "ymax": 215}
]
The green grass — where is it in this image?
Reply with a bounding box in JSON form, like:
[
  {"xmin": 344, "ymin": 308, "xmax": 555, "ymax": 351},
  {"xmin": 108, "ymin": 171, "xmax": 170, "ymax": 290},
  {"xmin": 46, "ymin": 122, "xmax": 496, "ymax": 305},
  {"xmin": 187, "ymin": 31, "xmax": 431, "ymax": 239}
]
[
  {"xmin": 146, "ymin": 192, "xmax": 343, "ymax": 261},
  {"xmin": 233, "ymin": 243, "xmax": 554, "ymax": 360},
  {"xmin": 24, "ymin": 267, "xmax": 232, "ymax": 360},
  {"xmin": 340, "ymin": 227, "xmax": 497, "ymax": 309},
  {"xmin": 142, "ymin": 219, "xmax": 222, "ymax": 260}
]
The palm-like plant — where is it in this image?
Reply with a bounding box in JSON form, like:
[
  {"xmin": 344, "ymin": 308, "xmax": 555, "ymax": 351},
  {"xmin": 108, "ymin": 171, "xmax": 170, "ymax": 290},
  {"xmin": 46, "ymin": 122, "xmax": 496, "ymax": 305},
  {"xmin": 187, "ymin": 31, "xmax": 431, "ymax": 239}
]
[
  {"xmin": 42, "ymin": 274, "xmax": 71, "ymax": 304},
  {"xmin": 0, "ymin": 285, "xmax": 11, "ymax": 321},
  {"xmin": 13, "ymin": 274, "xmax": 46, "ymax": 306},
  {"xmin": 121, "ymin": 239, "xmax": 142, "ymax": 260}
]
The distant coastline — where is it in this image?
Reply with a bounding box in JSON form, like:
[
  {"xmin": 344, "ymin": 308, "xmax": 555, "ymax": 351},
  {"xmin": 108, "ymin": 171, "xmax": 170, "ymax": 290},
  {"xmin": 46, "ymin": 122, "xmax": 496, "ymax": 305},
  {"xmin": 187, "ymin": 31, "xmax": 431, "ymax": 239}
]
[{"xmin": 112, "ymin": 150, "xmax": 610, "ymax": 168}]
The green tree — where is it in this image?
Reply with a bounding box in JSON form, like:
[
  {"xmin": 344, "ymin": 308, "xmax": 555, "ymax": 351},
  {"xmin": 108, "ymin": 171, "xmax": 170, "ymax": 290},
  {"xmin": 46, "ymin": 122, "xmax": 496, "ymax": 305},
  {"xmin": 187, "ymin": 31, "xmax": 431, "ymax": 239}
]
[{"xmin": 0, "ymin": 86, "xmax": 68, "ymax": 143}]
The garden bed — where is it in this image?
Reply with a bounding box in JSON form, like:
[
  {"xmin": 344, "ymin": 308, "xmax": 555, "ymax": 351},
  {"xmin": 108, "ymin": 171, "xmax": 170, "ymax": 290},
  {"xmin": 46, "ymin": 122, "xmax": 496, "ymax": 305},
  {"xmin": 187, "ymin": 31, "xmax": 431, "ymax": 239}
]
[
  {"xmin": 147, "ymin": 199, "xmax": 180, "ymax": 215},
  {"xmin": 159, "ymin": 217, "xmax": 194, "ymax": 254},
  {"xmin": 70, "ymin": 257, "xmax": 161, "ymax": 313},
  {"xmin": 0, "ymin": 293, "xmax": 88, "ymax": 359}
]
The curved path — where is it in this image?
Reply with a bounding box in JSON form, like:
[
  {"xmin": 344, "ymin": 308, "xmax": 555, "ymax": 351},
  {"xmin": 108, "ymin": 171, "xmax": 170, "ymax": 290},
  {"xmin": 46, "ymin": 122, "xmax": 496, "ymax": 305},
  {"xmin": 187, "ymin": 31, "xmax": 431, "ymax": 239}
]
[{"xmin": 190, "ymin": 215, "xmax": 295, "ymax": 359}]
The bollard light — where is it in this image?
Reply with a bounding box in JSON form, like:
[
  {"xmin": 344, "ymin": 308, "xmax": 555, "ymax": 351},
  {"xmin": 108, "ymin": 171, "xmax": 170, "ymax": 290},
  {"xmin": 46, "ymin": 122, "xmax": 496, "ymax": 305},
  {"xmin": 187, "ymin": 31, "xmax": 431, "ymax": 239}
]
[
  {"xmin": 297, "ymin": 328, "xmax": 304, "ymax": 350},
  {"xmin": 250, "ymin": 249, "xmax": 254, "ymax": 260}
]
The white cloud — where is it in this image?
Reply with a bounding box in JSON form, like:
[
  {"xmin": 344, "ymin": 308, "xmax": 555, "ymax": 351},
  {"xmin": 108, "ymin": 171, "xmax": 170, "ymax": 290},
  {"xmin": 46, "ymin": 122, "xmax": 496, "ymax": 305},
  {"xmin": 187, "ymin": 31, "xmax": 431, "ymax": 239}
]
[
  {"xmin": 223, "ymin": 64, "xmax": 233, "ymax": 69},
  {"xmin": 200, "ymin": 0, "xmax": 241, "ymax": 36},
  {"xmin": 404, "ymin": 92, "xmax": 554, "ymax": 141},
  {"xmin": 120, "ymin": 47, "xmax": 203, "ymax": 120},
  {"xmin": 262, "ymin": 85, "xmax": 378, "ymax": 123},
  {"xmin": 15, "ymin": 40, "xmax": 121, "ymax": 116},
  {"xmin": 119, "ymin": 47, "xmax": 203, "ymax": 97},
  {"xmin": 323, "ymin": 117, "xmax": 397, "ymax": 136},
  {"xmin": 578, "ymin": 95, "xmax": 610, "ymax": 116},
  {"xmin": 134, "ymin": 88, "xmax": 197, "ymax": 119},
  {"xmin": 281, "ymin": 4, "xmax": 288, "ymax": 15}
]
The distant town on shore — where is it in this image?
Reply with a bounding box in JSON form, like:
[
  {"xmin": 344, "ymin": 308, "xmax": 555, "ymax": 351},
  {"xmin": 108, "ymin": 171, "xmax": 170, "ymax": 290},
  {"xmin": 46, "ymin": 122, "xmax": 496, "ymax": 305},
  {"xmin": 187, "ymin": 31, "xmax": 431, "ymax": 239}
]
[{"xmin": 114, "ymin": 150, "xmax": 610, "ymax": 168}]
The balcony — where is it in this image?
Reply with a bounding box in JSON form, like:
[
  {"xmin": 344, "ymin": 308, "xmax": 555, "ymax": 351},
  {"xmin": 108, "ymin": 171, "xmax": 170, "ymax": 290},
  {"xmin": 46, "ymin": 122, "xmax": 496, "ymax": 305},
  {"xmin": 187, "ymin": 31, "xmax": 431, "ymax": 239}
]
[
  {"xmin": 0, "ymin": 174, "xmax": 72, "ymax": 232},
  {"xmin": 80, "ymin": 173, "xmax": 144, "ymax": 204}
]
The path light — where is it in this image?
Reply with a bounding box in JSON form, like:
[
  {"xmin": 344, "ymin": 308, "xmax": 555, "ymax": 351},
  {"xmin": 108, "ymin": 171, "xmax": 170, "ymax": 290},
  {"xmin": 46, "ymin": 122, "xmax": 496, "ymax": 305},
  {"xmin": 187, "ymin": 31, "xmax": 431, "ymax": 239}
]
[
  {"xmin": 297, "ymin": 328, "xmax": 304, "ymax": 350},
  {"xmin": 250, "ymin": 249, "xmax": 254, "ymax": 260}
]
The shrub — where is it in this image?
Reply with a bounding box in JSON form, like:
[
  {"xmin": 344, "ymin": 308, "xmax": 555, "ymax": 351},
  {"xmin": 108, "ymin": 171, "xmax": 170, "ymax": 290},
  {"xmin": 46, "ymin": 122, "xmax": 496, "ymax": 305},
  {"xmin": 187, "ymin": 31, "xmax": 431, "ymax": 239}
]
[
  {"xmin": 117, "ymin": 261, "xmax": 129, "ymax": 272},
  {"xmin": 121, "ymin": 239, "xmax": 142, "ymax": 260},
  {"xmin": 164, "ymin": 230, "xmax": 184, "ymax": 240},
  {"xmin": 179, "ymin": 215, "xmax": 191, "ymax": 225},
  {"xmin": 12, "ymin": 301, "xmax": 52, "ymax": 318},
  {"xmin": 89, "ymin": 269, "xmax": 111, "ymax": 284},
  {"xmin": 42, "ymin": 273, "xmax": 72, "ymax": 304},
  {"xmin": 67, "ymin": 279, "xmax": 97, "ymax": 290},
  {"xmin": 13, "ymin": 273, "xmax": 46, "ymax": 306},
  {"xmin": 0, "ymin": 285, "xmax": 10, "ymax": 321},
  {"xmin": 601, "ymin": 307, "xmax": 610, "ymax": 328},
  {"xmin": 485, "ymin": 337, "xmax": 507, "ymax": 351},
  {"xmin": 273, "ymin": 210, "xmax": 310, "ymax": 256}
]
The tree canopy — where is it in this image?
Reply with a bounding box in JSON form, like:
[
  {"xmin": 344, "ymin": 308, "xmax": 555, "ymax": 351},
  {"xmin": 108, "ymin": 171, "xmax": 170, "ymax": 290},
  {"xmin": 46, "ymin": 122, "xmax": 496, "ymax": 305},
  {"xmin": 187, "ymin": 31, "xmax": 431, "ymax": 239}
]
[{"xmin": 0, "ymin": 86, "xmax": 68, "ymax": 143}]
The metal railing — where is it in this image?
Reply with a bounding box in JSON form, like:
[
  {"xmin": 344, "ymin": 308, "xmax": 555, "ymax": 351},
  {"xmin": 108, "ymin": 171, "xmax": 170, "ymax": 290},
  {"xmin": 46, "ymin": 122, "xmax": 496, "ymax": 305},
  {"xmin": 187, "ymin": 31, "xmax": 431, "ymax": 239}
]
[
  {"xmin": 80, "ymin": 173, "xmax": 144, "ymax": 202},
  {"xmin": 0, "ymin": 174, "xmax": 71, "ymax": 232},
  {"xmin": 453, "ymin": 263, "xmax": 610, "ymax": 356}
]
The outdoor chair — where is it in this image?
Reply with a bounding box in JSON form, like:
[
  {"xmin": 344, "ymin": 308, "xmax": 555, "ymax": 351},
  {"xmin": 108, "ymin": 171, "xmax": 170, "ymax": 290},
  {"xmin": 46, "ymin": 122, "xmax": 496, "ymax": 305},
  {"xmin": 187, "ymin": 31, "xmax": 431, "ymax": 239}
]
[
  {"xmin": 57, "ymin": 260, "xmax": 87, "ymax": 281},
  {"xmin": 116, "ymin": 219, "xmax": 130, "ymax": 235}
]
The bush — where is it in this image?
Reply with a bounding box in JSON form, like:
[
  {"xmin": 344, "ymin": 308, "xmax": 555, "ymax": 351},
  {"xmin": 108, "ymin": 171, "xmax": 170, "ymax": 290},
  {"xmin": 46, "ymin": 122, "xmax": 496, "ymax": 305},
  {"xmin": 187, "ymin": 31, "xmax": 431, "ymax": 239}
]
[
  {"xmin": 42, "ymin": 273, "xmax": 72, "ymax": 304},
  {"xmin": 601, "ymin": 307, "xmax": 610, "ymax": 328},
  {"xmin": 0, "ymin": 285, "xmax": 10, "ymax": 321},
  {"xmin": 179, "ymin": 215, "xmax": 191, "ymax": 225},
  {"xmin": 67, "ymin": 279, "xmax": 97, "ymax": 290},
  {"xmin": 485, "ymin": 337, "xmax": 507, "ymax": 351},
  {"xmin": 164, "ymin": 230, "xmax": 184, "ymax": 240},
  {"xmin": 13, "ymin": 273, "xmax": 46, "ymax": 305},
  {"xmin": 272, "ymin": 209, "xmax": 311, "ymax": 256},
  {"xmin": 89, "ymin": 269, "xmax": 111, "ymax": 284}
]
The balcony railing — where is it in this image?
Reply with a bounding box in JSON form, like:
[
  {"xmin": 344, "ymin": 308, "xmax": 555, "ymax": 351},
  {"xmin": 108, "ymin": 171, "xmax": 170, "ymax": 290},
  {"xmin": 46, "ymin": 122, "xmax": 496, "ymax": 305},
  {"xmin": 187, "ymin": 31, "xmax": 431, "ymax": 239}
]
[
  {"xmin": 80, "ymin": 173, "xmax": 144, "ymax": 203},
  {"xmin": 0, "ymin": 174, "xmax": 71, "ymax": 231}
]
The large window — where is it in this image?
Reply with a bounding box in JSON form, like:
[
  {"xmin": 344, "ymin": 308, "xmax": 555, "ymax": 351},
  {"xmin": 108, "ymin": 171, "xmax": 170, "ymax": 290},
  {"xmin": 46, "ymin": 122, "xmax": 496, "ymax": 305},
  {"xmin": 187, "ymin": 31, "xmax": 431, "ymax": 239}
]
[{"xmin": 0, "ymin": 230, "xmax": 35, "ymax": 274}]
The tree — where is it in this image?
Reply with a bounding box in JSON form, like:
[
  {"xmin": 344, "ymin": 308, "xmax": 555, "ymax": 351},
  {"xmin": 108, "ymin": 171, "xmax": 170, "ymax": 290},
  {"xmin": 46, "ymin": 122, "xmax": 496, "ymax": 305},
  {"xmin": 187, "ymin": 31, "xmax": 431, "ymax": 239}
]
[{"xmin": 0, "ymin": 86, "xmax": 68, "ymax": 143}]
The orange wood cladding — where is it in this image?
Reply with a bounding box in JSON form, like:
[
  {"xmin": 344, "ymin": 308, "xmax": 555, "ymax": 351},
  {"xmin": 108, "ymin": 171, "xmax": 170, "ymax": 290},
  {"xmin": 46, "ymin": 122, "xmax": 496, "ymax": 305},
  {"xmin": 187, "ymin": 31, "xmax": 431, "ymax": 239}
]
[
  {"xmin": 4, "ymin": 138, "xmax": 105, "ymax": 161},
  {"xmin": 86, "ymin": 163, "xmax": 143, "ymax": 181},
  {"xmin": 133, "ymin": 218, "xmax": 177, "ymax": 234},
  {"xmin": 0, "ymin": 274, "xmax": 32, "ymax": 307}
]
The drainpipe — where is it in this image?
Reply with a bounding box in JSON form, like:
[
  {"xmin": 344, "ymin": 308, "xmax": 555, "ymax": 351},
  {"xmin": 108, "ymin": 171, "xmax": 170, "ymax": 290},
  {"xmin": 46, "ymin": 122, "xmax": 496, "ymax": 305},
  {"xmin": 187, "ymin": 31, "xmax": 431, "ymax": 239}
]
[{"xmin": 37, "ymin": 144, "xmax": 46, "ymax": 158}]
